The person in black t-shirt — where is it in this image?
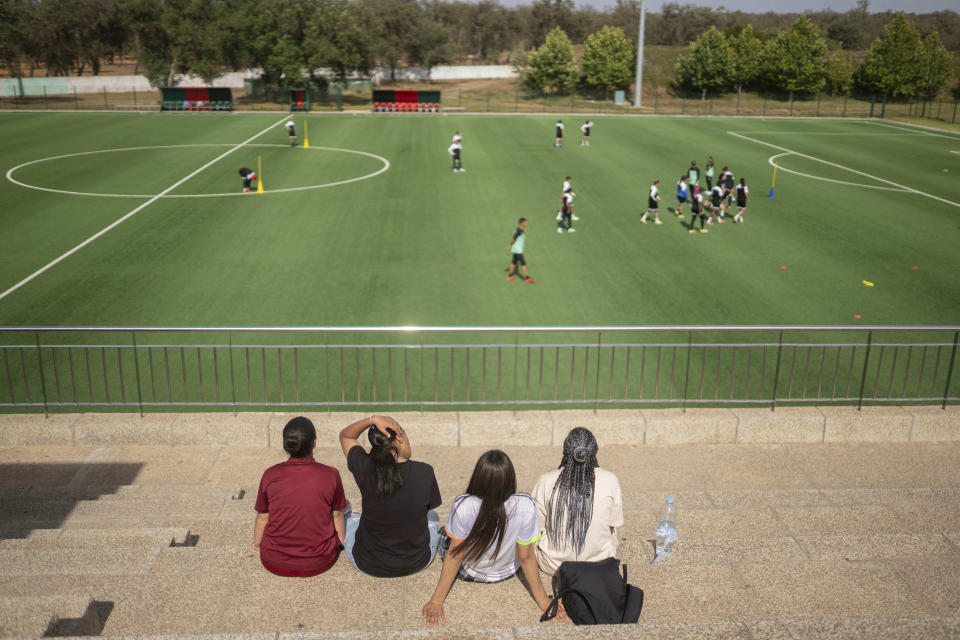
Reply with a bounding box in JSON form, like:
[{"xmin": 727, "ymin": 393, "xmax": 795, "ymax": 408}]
[{"xmin": 339, "ymin": 415, "xmax": 442, "ymax": 577}]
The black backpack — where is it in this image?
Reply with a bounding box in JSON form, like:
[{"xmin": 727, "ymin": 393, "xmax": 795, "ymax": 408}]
[{"xmin": 539, "ymin": 557, "xmax": 644, "ymax": 625}]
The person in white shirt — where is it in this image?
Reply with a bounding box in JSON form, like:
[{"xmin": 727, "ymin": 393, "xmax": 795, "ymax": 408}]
[
  {"xmin": 452, "ymin": 131, "xmax": 463, "ymax": 144},
  {"xmin": 422, "ymin": 450, "xmax": 563, "ymax": 626},
  {"xmin": 555, "ymin": 120, "xmax": 564, "ymax": 149},
  {"xmin": 531, "ymin": 428, "xmax": 623, "ymax": 577},
  {"xmin": 557, "ymin": 191, "xmax": 575, "ymax": 233},
  {"xmin": 733, "ymin": 178, "xmax": 749, "ymax": 223},
  {"xmin": 579, "ymin": 121, "xmax": 593, "ymax": 146},
  {"xmin": 556, "ymin": 177, "xmax": 579, "ymax": 221},
  {"xmin": 641, "ymin": 180, "xmax": 662, "ymax": 225},
  {"xmin": 285, "ymin": 120, "xmax": 296, "ymax": 147},
  {"xmin": 448, "ymin": 142, "xmax": 463, "ymax": 172}
]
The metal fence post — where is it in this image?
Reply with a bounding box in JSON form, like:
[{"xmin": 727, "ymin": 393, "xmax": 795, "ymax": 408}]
[
  {"xmin": 943, "ymin": 331, "xmax": 959, "ymax": 409},
  {"xmin": 736, "ymin": 91, "xmax": 740, "ymax": 115},
  {"xmin": 816, "ymin": 93, "xmax": 821, "ymax": 117},
  {"xmin": 869, "ymin": 95, "xmax": 875, "ymax": 118},
  {"xmin": 486, "ymin": 90, "xmax": 490, "ymax": 112},
  {"xmin": 513, "ymin": 333, "xmax": 519, "ymax": 414},
  {"xmin": 880, "ymin": 94, "xmax": 887, "ymax": 118},
  {"xmin": 593, "ymin": 331, "xmax": 602, "ymax": 414},
  {"xmin": 762, "ymin": 94, "xmax": 767, "ymax": 116},
  {"xmin": 514, "ymin": 87, "xmax": 519, "ymax": 112},
  {"xmin": 229, "ymin": 331, "xmax": 237, "ymax": 416},
  {"xmin": 680, "ymin": 97, "xmax": 685, "ymax": 115},
  {"xmin": 857, "ymin": 331, "xmax": 873, "ymax": 410},
  {"xmin": 842, "ymin": 95, "xmax": 847, "ymax": 118},
  {"xmin": 43, "ymin": 86, "xmax": 48, "ymax": 110},
  {"xmin": 74, "ymin": 87, "xmax": 79, "ymax": 110},
  {"xmin": 681, "ymin": 331, "xmax": 692, "ymax": 413},
  {"xmin": 131, "ymin": 331, "xmax": 144, "ymax": 417},
  {"xmin": 35, "ymin": 332, "xmax": 49, "ymax": 417},
  {"xmin": 133, "ymin": 86, "xmax": 137, "ymax": 106},
  {"xmin": 953, "ymin": 96, "xmax": 959, "ymax": 124},
  {"xmin": 770, "ymin": 331, "xmax": 784, "ymax": 411},
  {"xmin": 103, "ymin": 87, "xmax": 108, "ymax": 110},
  {"xmin": 654, "ymin": 90, "xmax": 658, "ymax": 114}
]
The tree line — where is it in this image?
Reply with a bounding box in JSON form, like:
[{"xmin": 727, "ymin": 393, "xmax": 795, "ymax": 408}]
[
  {"xmin": 0, "ymin": 0, "xmax": 957, "ymax": 96},
  {"xmin": 674, "ymin": 13, "xmax": 955, "ymax": 100}
]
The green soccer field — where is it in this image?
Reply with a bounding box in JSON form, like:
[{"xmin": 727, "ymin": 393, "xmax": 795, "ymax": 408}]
[{"xmin": 1, "ymin": 112, "xmax": 959, "ymax": 329}]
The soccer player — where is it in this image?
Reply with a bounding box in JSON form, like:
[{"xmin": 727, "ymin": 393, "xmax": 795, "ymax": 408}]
[
  {"xmin": 705, "ymin": 156, "xmax": 715, "ymax": 189},
  {"xmin": 285, "ymin": 119, "xmax": 297, "ymax": 147},
  {"xmin": 507, "ymin": 218, "xmax": 535, "ymax": 283},
  {"xmin": 452, "ymin": 131, "xmax": 463, "ymax": 144},
  {"xmin": 640, "ymin": 179, "xmax": 662, "ymax": 225},
  {"xmin": 555, "ymin": 120, "xmax": 564, "ymax": 148},
  {"xmin": 688, "ymin": 185, "xmax": 708, "ymax": 233},
  {"xmin": 580, "ymin": 121, "xmax": 593, "ymax": 146},
  {"xmin": 448, "ymin": 140, "xmax": 463, "ymax": 172},
  {"xmin": 675, "ymin": 176, "xmax": 689, "ymax": 218},
  {"xmin": 238, "ymin": 167, "xmax": 258, "ymax": 193},
  {"xmin": 687, "ymin": 161, "xmax": 699, "ymax": 186},
  {"xmin": 733, "ymin": 178, "xmax": 749, "ymax": 223},
  {"xmin": 557, "ymin": 191, "xmax": 575, "ymax": 233},
  {"xmin": 708, "ymin": 182, "xmax": 726, "ymax": 224}
]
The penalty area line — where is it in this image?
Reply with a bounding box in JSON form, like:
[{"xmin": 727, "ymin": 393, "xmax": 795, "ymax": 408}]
[
  {"xmin": 728, "ymin": 130, "xmax": 960, "ymax": 209},
  {"xmin": 0, "ymin": 115, "xmax": 289, "ymax": 304}
]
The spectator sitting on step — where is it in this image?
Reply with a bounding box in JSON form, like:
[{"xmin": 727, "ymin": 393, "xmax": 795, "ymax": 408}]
[
  {"xmin": 531, "ymin": 427, "xmax": 623, "ymax": 576},
  {"xmin": 339, "ymin": 415, "xmax": 442, "ymax": 577},
  {"xmin": 253, "ymin": 416, "xmax": 346, "ymax": 577},
  {"xmin": 422, "ymin": 450, "xmax": 565, "ymax": 626}
]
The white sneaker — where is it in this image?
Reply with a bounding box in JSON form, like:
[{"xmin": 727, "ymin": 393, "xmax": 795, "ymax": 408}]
[
  {"xmin": 557, "ymin": 228, "xmax": 563, "ymax": 233},
  {"xmin": 458, "ymin": 168, "xmax": 466, "ymax": 172},
  {"xmin": 568, "ymin": 228, "xmax": 576, "ymax": 233},
  {"xmin": 556, "ymin": 212, "xmax": 562, "ymax": 220},
  {"xmin": 571, "ymin": 215, "xmax": 580, "ymax": 221}
]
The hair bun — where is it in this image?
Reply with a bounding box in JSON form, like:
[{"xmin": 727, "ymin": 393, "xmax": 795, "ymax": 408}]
[{"xmin": 572, "ymin": 445, "xmax": 589, "ymax": 464}]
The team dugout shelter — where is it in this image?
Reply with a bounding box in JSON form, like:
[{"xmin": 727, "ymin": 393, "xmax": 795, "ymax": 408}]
[
  {"xmin": 372, "ymin": 89, "xmax": 441, "ymax": 112},
  {"xmin": 161, "ymin": 87, "xmax": 233, "ymax": 111}
]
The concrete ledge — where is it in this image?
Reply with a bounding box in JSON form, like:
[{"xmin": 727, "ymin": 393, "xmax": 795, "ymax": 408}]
[
  {"xmin": 908, "ymin": 406, "xmax": 960, "ymax": 442},
  {"xmin": 641, "ymin": 408, "xmax": 738, "ymax": 445},
  {"xmin": 734, "ymin": 407, "xmax": 825, "ymax": 444},
  {"xmin": 0, "ymin": 405, "xmax": 956, "ymax": 447},
  {"xmin": 820, "ymin": 406, "xmax": 914, "ymax": 442},
  {"xmin": 459, "ymin": 411, "xmax": 552, "ymax": 447}
]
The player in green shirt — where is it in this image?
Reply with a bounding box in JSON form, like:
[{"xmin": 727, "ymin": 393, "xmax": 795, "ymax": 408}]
[
  {"xmin": 507, "ymin": 218, "xmax": 535, "ymax": 283},
  {"xmin": 705, "ymin": 156, "xmax": 715, "ymax": 189},
  {"xmin": 687, "ymin": 161, "xmax": 699, "ymax": 185}
]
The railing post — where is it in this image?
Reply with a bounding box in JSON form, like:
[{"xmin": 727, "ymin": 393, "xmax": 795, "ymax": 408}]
[
  {"xmin": 513, "ymin": 332, "xmax": 519, "ymax": 416},
  {"xmin": 942, "ymin": 331, "xmax": 959, "ymax": 410},
  {"xmin": 35, "ymin": 332, "xmax": 49, "ymax": 417},
  {"xmin": 131, "ymin": 331, "xmax": 144, "ymax": 417},
  {"xmin": 857, "ymin": 331, "xmax": 873, "ymax": 410},
  {"xmin": 681, "ymin": 331, "xmax": 692, "ymax": 413},
  {"xmin": 229, "ymin": 331, "xmax": 237, "ymax": 416},
  {"xmin": 43, "ymin": 86, "xmax": 48, "ymax": 110},
  {"xmin": 770, "ymin": 331, "xmax": 784, "ymax": 411},
  {"xmin": 593, "ymin": 331, "xmax": 602, "ymax": 414}
]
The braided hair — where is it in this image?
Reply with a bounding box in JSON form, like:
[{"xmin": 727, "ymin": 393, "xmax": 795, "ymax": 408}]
[
  {"xmin": 367, "ymin": 426, "xmax": 404, "ymax": 498},
  {"xmin": 546, "ymin": 427, "xmax": 599, "ymax": 554}
]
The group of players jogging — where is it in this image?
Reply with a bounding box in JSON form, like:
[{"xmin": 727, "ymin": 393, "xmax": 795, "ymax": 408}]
[{"xmin": 642, "ymin": 157, "xmax": 750, "ymax": 233}]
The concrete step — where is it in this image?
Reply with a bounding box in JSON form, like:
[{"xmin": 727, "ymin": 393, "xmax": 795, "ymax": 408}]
[
  {"xmin": 0, "ymin": 595, "xmax": 101, "ymax": 638},
  {"xmin": 0, "ymin": 484, "xmax": 244, "ymax": 500},
  {"xmin": 0, "ymin": 547, "xmax": 161, "ymax": 577},
  {"xmin": 0, "ymin": 527, "xmax": 191, "ymax": 550}
]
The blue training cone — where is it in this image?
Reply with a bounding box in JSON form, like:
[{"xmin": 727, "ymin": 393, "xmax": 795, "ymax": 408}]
[{"xmin": 768, "ymin": 187, "xmax": 775, "ymax": 199}]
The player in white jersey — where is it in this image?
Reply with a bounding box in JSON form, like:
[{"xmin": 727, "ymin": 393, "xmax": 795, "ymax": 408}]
[
  {"xmin": 688, "ymin": 186, "xmax": 708, "ymax": 233},
  {"xmin": 556, "ymin": 177, "xmax": 579, "ymax": 221},
  {"xmin": 555, "ymin": 120, "xmax": 564, "ymax": 148},
  {"xmin": 557, "ymin": 191, "xmax": 575, "ymax": 233},
  {"xmin": 579, "ymin": 121, "xmax": 593, "ymax": 146},
  {"xmin": 448, "ymin": 141, "xmax": 463, "ymax": 172},
  {"xmin": 733, "ymin": 178, "xmax": 748, "ymax": 223},
  {"xmin": 708, "ymin": 183, "xmax": 726, "ymax": 225},
  {"xmin": 452, "ymin": 131, "xmax": 462, "ymax": 144},
  {"xmin": 640, "ymin": 180, "xmax": 662, "ymax": 225},
  {"xmin": 284, "ymin": 119, "xmax": 296, "ymax": 147}
]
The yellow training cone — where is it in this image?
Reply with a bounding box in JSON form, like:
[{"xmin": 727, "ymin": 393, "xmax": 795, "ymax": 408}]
[
  {"xmin": 303, "ymin": 121, "xmax": 309, "ymax": 148},
  {"xmin": 256, "ymin": 154, "xmax": 264, "ymax": 194},
  {"xmin": 862, "ymin": 280, "xmax": 874, "ymax": 287}
]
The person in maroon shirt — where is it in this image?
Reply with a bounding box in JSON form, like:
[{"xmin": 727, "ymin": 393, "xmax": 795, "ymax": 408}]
[{"xmin": 254, "ymin": 417, "xmax": 346, "ymax": 577}]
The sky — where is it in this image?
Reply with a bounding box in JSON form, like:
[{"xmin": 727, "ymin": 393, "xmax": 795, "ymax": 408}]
[{"xmin": 499, "ymin": 0, "xmax": 960, "ymax": 12}]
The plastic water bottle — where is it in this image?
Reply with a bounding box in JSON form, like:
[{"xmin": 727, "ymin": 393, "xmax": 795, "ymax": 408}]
[{"xmin": 653, "ymin": 497, "xmax": 677, "ymax": 563}]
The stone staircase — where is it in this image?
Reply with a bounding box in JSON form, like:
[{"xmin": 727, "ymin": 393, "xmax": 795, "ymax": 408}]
[{"xmin": 0, "ymin": 412, "xmax": 959, "ymax": 639}]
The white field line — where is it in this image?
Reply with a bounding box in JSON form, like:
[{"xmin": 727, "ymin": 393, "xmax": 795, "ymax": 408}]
[
  {"xmin": 0, "ymin": 115, "xmax": 289, "ymax": 303},
  {"xmin": 728, "ymin": 130, "xmax": 960, "ymax": 209},
  {"xmin": 7, "ymin": 144, "xmax": 390, "ymax": 199},
  {"xmin": 865, "ymin": 119, "xmax": 960, "ymax": 141},
  {"xmin": 951, "ymin": 151, "xmax": 960, "ymax": 155},
  {"xmin": 729, "ymin": 131, "xmax": 925, "ymax": 136},
  {"xmin": 769, "ymin": 153, "xmax": 909, "ymax": 192}
]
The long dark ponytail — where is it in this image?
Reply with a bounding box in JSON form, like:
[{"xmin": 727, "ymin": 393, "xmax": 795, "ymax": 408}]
[
  {"xmin": 452, "ymin": 450, "xmax": 516, "ymax": 563},
  {"xmin": 367, "ymin": 426, "xmax": 404, "ymax": 498},
  {"xmin": 547, "ymin": 427, "xmax": 599, "ymax": 554}
]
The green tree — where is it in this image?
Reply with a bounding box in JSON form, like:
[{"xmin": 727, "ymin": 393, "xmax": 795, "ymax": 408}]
[
  {"xmin": 767, "ymin": 15, "xmax": 827, "ymax": 95},
  {"xmin": 921, "ymin": 30, "xmax": 951, "ymax": 99},
  {"xmin": 823, "ymin": 51, "xmax": 857, "ymax": 95},
  {"xmin": 404, "ymin": 12, "xmax": 454, "ymax": 80},
  {"xmin": 675, "ymin": 26, "xmax": 731, "ymax": 100},
  {"xmin": 826, "ymin": 19, "xmax": 862, "ymax": 50},
  {"xmin": 523, "ymin": 26, "xmax": 578, "ymax": 94},
  {"xmin": 855, "ymin": 13, "xmax": 925, "ymax": 98},
  {"xmin": 0, "ymin": 0, "xmax": 29, "ymax": 77},
  {"xmin": 305, "ymin": 0, "xmax": 375, "ymax": 82},
  {"xmin": 728, "ymin": 25, "xmax": 764, "ymax": 98},
  {"xmin": 580, "ymin": 25, "xmax": 635, "ymax": 95}
]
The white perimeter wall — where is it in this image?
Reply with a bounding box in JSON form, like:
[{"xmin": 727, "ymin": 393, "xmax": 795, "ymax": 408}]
[{"xmin": 1, "ymin": 66, "xmax": 517, "ymax": 97}]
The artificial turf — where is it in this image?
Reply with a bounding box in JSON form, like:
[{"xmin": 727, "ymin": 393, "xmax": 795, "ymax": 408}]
[{"xmin": 1, "ymin": 112, "xmax": 959, "ymax": 411}]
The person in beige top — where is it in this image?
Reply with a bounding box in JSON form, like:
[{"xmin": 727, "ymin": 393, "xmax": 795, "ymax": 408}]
[{"xmin": 531, "ymin": 427, "xmax": 624, "ymax": 576}]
